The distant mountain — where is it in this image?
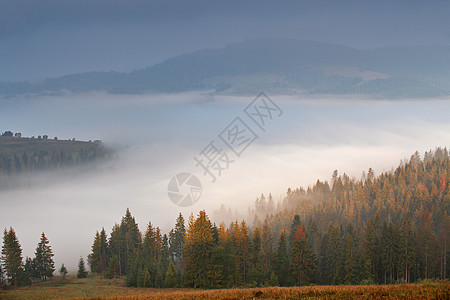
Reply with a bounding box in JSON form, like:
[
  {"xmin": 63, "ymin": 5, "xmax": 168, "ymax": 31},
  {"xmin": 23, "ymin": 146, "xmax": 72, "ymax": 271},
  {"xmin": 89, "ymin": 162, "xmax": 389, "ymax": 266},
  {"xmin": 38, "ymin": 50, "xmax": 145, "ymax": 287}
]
[{"xmin": 1, "ymin": 39, "xmax": 449, "ymax": 98}]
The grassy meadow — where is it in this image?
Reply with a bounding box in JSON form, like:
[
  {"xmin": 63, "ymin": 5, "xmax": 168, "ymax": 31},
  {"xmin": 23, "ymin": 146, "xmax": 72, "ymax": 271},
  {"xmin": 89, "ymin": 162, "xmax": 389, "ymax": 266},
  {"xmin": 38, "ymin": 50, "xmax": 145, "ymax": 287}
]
[{"xmin": 1, "ymin": 275, "xmax": 448, "ymax": 299}]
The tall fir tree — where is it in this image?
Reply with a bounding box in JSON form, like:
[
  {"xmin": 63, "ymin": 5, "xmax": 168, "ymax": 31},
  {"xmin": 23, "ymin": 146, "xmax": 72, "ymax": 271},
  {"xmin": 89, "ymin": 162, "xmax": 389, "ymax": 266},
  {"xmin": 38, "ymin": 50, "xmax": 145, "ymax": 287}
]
[
  {"xmin": 34, "ymin": 232, "xmax": 55, "ymax": 281},
  {"xmin": 1, "ymin": 227, "xmax": 25, "ymax": 287},
  {"xmin": 88, "ymin": 231, "xmax": 101, "ymax": 273},
  {"xmin": 77, "ymin": 257, "xmax": 88, "ymax": 278}
]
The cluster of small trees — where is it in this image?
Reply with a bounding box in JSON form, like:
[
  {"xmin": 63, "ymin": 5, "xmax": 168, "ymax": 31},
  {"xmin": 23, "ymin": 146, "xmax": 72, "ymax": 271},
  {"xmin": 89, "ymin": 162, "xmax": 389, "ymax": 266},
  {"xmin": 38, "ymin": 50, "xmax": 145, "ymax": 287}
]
[{"xmin": 1, "ymin": 229, "xmax": 55, "ymax": 287}]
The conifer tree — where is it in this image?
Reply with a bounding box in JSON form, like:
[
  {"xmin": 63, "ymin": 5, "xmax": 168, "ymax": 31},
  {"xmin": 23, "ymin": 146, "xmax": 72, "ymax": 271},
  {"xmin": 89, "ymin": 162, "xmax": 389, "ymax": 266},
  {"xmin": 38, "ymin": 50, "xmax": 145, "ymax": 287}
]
[
  {"xmin": 289, "ymin": 225, "xmax": 314, "ymax": 285},
  {"xmin": 1, "ymin": 227, "xmax": 24, "ymax": 286},
  {"xmin": 164, "ymin": 260, "xmax": 178, "ymax": 287},
  {"xmin": 159, "ymin": 234, "xmax": 170, "ymax": 281},
  {"xmin": 88, "ymin": 231, "xmax": 101, "ymax": 273},
  {"xmin": 105, "ymin": 255, "xmax": 119, "ymax": 279},
  {"xmin": 169, "ymin": 213, "xmax": 185, "ymax": 273},
  {"xmin": 261, "ymin": 218, "xmax": 273, "ymax": 282},
  {"xmin": 108, "ymin": 225, "xmax": 122, "ymax": 276},
  {"xmin": 59, "ymin": 264, "xmax": 68, "ymax": 280},
  {"xmin": 273, "ymin": 231, "xmax": 289, "ymax": 286},
  {"xmin": 120, "ymin": 208, "xmax": 142, "ymax": 275},
  {"xmin": 34, "ymin": 232, "xmax": 55, "ymax": 281},
  {"xmin": 77, "ymin": 257, "xmax": 88, "ymax": 278},
  {"xmin": 99, "ymin": 228, "xmax": 108, "ymax": 273},
  {"xmin": 183, "ymin": 210, "xmax": 219, "ymax": 288}
]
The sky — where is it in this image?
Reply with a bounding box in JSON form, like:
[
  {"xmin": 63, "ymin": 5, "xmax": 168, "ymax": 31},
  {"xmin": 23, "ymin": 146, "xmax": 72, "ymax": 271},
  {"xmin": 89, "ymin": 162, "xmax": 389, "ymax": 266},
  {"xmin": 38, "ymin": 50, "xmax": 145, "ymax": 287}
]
[{"xmin": 1, "ymin": 0, "xmax": 450, "ymax": 81}]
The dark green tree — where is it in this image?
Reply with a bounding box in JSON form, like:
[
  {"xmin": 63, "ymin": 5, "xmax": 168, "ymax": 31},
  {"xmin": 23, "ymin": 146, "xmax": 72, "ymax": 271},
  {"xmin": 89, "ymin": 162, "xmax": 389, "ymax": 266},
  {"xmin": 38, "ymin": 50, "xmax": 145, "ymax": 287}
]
[
  {"xmin": 88, "ymin": 231, "xmax": 101, "ymax": 273},
  {"xmin": 1, "ymin": 228, "xmax": 25, "ymax": 286},
  {"xmin": 169, "ymin": 213, "xmax": 185, "ymax": 273},
  {"xmin": 34, "ymin": 232, "xmax": 55, "ymax": 281},
  {"xmin": 77, "ymin": 257, "xmax": 88, "ymax": 278},
  {"xmin": 273, "ymin": 231, "xmax": 289, "ymax": 286}
]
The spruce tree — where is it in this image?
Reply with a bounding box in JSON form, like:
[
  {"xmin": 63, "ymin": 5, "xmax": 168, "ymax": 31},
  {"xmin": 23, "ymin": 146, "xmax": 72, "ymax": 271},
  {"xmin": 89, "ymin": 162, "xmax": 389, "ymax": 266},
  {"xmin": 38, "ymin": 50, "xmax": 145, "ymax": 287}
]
[
  {"xmin": 1, "ymin": 227, "xmax": 25, "ymax": 287},
  {"xmin": 59, "ymin": 264, "xmax": 68, "ymax": 280},
  {"xmin": 120, "ymin": 208, "xmax": 142, "ymax": 275},
  {"xmin": 34, "ymin": 232, "xmax": 55, "ymax": 281},
  {"xmin": 77, "ymin": 257, "xmax": 88, "ymax": 278}
]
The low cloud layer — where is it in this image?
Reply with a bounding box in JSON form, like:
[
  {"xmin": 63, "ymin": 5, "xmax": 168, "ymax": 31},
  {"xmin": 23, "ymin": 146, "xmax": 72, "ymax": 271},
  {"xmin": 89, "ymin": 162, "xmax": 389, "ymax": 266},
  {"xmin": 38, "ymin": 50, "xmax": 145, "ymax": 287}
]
[{"xmin": 1, "ymin": 93, "xmax": 449, "ymax": 270}]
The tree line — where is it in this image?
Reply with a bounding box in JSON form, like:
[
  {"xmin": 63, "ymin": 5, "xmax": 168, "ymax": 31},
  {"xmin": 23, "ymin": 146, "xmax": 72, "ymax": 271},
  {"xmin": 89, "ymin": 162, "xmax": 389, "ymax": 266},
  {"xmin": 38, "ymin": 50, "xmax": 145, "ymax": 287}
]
[
  {"xmin": 1, "ymin": 148, "xmax": 448, "ymax": 288},
  {"xmin": 85, "ymin": 148, "xmax": 448, "ymax": 288}
]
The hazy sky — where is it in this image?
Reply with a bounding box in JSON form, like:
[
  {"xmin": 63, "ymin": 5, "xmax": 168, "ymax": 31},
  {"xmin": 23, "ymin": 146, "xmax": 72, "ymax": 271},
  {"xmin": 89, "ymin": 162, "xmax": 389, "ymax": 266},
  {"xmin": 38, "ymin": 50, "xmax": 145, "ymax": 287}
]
[
  {"xmin": 1, "ymin": 0, "xmax": 449, "ymax": 81},
  {"xmin": 1, "ymin": 93, "xmax": 450, "ymax": 270}
]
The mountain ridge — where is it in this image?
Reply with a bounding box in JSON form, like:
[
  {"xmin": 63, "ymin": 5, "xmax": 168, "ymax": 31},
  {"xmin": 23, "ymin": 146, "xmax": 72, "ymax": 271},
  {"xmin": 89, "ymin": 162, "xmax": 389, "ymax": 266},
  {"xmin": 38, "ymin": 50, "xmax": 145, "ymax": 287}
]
[{"xmin": 1, "ymin": 38, "xmax": 449, "ymax": 98}]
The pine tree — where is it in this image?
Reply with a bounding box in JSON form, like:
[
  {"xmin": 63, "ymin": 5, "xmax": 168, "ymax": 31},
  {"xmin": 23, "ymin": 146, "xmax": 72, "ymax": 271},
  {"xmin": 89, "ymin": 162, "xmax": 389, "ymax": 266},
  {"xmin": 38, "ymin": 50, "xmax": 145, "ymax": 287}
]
[
  {"xmin": 59, "ymin": 264, "xmax": 68, "ymax": 280},
  {"xmin": 34, "ymin": 232, "xmax": 55, "ymax": 281},
  {"xmin": 1, "ymin": 227, "xmax": 25, "ymax": 287},
  {"xmin": 77, "ymin": 257, "xmax": 88, "ymax": 278}
]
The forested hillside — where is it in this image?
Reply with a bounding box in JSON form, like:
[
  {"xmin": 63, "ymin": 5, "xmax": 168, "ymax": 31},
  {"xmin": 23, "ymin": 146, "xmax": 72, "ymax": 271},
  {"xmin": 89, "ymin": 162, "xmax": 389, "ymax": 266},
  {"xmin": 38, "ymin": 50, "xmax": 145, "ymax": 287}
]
[
  {"xmin": 1, "ymin": 148, "xmax": 448, "ymax": 289},
  {"xmin": 81, "ymin": 147, "xmax": 448, "ymax": 288},
  {"xmin": 0, "ymin": 133, "xmax": 110, "ymax": 178}
]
